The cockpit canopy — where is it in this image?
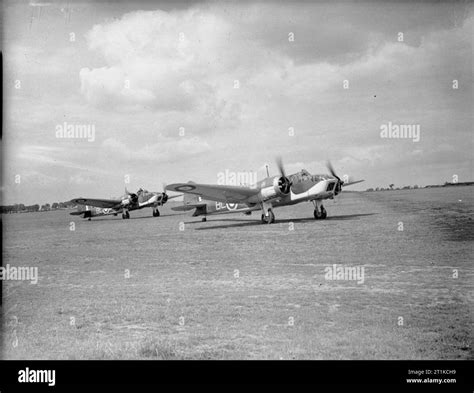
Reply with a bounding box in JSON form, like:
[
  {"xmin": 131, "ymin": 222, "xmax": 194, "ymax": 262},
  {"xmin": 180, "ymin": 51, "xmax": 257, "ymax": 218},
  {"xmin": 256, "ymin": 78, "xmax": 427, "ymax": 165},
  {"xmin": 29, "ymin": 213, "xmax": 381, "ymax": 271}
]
[{"xmin": 289, "ymin": 169, "xmax": 332, "ymax": 184}]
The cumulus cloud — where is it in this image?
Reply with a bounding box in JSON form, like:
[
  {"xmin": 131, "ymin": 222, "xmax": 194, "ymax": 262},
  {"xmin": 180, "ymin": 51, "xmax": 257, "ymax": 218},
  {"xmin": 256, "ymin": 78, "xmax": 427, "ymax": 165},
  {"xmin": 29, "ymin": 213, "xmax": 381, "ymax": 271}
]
[
  {"xmin": 101, "ymin": 135, "xmax": 211, "ymax": 163},
  {"xmin": 79, "ymin": 9, "xmax": 235, "ymax": 112}
]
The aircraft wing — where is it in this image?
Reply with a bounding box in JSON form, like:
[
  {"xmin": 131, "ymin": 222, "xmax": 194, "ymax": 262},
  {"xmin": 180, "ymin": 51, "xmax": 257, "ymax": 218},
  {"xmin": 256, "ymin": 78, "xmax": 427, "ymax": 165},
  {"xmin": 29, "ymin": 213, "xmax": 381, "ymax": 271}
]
[
  {"xmin": 70, "ymin": 198, "xmax": 122, "ymax": 209},
  {"xmin": 166, "ymin": 183, "xmax": 259, "ymax": 203}
]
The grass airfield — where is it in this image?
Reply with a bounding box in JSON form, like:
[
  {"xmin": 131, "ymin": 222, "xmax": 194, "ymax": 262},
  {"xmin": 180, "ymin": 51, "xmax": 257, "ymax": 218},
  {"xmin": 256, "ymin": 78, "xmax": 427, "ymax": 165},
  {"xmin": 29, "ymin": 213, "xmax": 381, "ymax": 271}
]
[{"xmin": 2, "ymin": 187, "xmax": 473, "ymax": 359}]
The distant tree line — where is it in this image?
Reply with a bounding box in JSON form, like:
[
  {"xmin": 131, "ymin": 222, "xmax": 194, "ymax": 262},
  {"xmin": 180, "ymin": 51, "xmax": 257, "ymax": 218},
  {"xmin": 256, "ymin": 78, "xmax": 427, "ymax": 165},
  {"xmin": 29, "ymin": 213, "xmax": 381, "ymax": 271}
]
[
  {"xmin": 366, "ymin": 181, "xmax": 474, "ymax": 192},
  {"xmin": 366, "ymin": 185, "xmax": 419, "ymax": 192},
  {"xmin": 0, "ymin": 201, "xmax": 76, "ymax": 214}
]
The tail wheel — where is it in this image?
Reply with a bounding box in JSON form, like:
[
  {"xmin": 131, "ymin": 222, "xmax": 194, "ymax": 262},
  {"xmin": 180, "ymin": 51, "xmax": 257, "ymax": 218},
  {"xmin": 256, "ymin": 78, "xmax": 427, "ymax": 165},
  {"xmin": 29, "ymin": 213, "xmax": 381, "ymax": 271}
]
[{"xmin": 153, "ymin": 209, "xmax": 160, "ymax": 217}]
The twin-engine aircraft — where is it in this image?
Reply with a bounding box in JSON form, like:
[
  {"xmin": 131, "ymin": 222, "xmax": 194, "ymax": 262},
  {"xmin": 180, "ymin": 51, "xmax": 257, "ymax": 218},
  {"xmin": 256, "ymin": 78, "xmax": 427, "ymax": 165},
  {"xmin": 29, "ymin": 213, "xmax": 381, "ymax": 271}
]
[
  {"xmin": 166, "ymin": 159, "xmax": 364, "ymax": 224},
  {"xmin": 70, "ymin": 187, "xmax": 180, "ymax": 220}
]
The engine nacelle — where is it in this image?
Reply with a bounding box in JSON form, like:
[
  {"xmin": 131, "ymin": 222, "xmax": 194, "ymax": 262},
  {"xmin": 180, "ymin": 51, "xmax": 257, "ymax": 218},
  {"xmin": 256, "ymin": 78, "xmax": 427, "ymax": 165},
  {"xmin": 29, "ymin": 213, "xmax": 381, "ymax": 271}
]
[
  {"xmin": 122, "ymin": 193, "xmax": 138, "ymax": 206},
  {"xmin": 259, "ymin": 176, "xmax": 291, "ymax": 201}
]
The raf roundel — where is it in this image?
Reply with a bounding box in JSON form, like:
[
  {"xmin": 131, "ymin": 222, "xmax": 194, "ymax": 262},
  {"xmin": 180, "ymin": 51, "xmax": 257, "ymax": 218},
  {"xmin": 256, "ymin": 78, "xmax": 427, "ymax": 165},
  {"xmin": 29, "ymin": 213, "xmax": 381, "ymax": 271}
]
[{"xmin": 175, "ymin": 185, "xmax": 196, "ymax": 192}]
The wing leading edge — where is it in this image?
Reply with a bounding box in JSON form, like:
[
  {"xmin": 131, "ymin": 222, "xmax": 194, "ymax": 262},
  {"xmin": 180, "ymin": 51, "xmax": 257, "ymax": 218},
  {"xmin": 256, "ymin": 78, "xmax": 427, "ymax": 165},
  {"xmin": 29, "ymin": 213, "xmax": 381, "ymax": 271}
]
[
  {"xmin": 165, "ymin": 183, "xmax": 259, "ymax": 203},
  {"xmin": 70, "ymin": 198, "xmax": 122, "ymax": 209}
]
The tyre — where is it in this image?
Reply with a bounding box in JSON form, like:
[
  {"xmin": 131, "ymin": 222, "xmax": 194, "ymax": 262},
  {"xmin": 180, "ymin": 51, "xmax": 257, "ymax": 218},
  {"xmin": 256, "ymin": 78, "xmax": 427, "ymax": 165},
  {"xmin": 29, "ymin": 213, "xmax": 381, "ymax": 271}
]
[
  {"xmin": 321, "ymin": 207, "xmax": 327, "ymax": 219},
  {"xmin": 265, "ymin": 209, "xmax": 275, "ymax": 224}
]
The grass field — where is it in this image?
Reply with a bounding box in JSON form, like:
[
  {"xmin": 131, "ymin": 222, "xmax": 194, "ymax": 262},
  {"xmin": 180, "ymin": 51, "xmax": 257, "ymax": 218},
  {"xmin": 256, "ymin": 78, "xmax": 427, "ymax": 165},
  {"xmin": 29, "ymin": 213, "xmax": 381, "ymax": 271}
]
[{"xmin": 1, "ymin": 187, "xmax": 473, "ymax": 359}]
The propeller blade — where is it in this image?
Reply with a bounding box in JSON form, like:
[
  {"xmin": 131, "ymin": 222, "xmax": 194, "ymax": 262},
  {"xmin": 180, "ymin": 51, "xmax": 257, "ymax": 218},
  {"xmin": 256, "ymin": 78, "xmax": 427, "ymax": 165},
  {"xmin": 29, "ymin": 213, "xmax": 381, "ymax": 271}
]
[
  {"xmin": 276, "ymin": 156, "xmax": 286, "ymax": 178},
  {"xmin": 326, "ymin": 161, "xmax": 339, "ymax": 180}
]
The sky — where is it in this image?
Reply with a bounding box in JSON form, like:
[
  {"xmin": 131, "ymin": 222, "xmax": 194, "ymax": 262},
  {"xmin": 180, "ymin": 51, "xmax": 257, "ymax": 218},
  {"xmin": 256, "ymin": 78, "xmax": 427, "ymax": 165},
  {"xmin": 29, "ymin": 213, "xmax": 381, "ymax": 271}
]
[{"xmin": 2, "ymin": 0, "xmax": 473, "ymax": 205}]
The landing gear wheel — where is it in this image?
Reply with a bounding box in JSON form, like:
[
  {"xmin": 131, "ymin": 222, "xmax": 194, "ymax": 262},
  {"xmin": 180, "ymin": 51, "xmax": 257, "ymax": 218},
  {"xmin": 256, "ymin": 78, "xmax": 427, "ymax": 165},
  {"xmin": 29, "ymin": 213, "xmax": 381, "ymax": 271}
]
[
  {"xmin": 314, "ymin": 209, "xmax": 322, "ymax": 220},
  {"xmin": 122, "ymin": 211, "xmax": 130, "ymax": 219},
  {"xmin": 202, "ymin": 217, "xmax": 207, "ymax": 222},
  {"xmin": 262, "ymin": 209, "xmax": 275, "ymax": 224},
  {"xmin": 268, "ymin": 210, "xmax": 275, "ymax": 224},
  {"xmin": 321, "ymin": 206, "xmax": 327, "ymax": 219},
  {"xmin": 153, "ymin": 209, "xmax": 160, "ymax": 217}
]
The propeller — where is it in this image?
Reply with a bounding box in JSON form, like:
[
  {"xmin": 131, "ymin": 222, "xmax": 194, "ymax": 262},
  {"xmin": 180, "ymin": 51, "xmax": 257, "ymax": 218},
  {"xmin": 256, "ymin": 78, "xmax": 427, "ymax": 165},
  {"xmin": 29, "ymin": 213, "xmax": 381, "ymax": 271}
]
[
  {"xmin": 276, "ymin": 156, "xmax": 286, "ymax": 178},
  {"xmin": 152, "ymin": 183, "xmax": 181, "ymax": 205},
  {"xmin": 275, "ymin": 157, "xmax": 292, "ymax": 194},
  {"xmin": 159, "ymin": 183, "xmax": 169, "ymax": 205},
  {"xmin": 123, "ymin": 187, "xmax": 138, "ymax": 205},
  {"xmin": 326, "ymin": 161, "xmax": 344, "ymax": 195}
]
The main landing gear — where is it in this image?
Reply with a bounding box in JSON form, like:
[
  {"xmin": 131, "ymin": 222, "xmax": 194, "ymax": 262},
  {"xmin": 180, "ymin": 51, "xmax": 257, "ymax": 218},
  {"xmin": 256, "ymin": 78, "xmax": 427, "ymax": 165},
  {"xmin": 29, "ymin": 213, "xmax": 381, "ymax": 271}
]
[
  {"xmin": 152, "ymin": 208, "xmax": 160, "ymax": 217},
  {"xmin": 260, "ymin": 201, "xmax": 275, "ymax": 224},
  {"xmin": 261, "ymin": 209, "xmax": 275, "ymax": 224},
  {"xmin": 202, "ymin": 217, "xmax": 207, "ymax": 222},
  {"xmin": 313, "ymin": 200, "xmax": 327, "ymax": 220},
  {"xmin": 122, "ymin": 210, "xmax": 130, "ymax": 219}
]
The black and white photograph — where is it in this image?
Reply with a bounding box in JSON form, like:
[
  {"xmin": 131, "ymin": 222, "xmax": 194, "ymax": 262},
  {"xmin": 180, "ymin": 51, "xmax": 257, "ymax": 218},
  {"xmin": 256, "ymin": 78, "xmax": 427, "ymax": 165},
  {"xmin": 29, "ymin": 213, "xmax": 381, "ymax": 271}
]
[{"xmin": 1, "ymin": 0, "xmax": 473, "ymax": 388}]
